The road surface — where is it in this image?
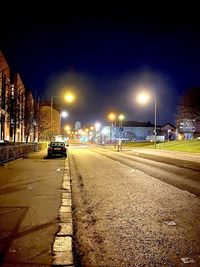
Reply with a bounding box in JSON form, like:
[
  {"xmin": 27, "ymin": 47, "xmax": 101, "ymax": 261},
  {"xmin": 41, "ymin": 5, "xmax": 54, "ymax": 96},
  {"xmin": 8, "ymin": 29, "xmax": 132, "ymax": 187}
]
[{"xmin": 70, "ymin": 145, "xmax": 200, "ymax": 267}]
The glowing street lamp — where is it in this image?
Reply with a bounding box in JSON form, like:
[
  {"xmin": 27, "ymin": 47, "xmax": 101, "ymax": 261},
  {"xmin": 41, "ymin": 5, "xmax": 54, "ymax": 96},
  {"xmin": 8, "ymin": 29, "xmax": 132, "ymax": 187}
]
[
  {"xmin": 50, "ymin": 92, "xmax": 75, "ymax": 141},
  {"xmin": 65, "ymin": 92, "xmax": 75, "ymax": 103},
  {"xmin": 95, "ymin": 122, "xmax": 101, "ymax": 131},
  {"xmin": 108, "ymin": 112, "xmax": 116, "ymax": 143},
  {"xmin": 118, "ymin": 114, "xmax": 125, "ymax": 127},
  {"xmin": 61, "ymin": 111, "xmax": 68, "ymax": 118},
  {"xmin": 137, "ymin": 91, "xmax": 157, "ymax": 148},
  {"xmin": 65, "ymin": 125, "xmax": 71, "ymax": 131},
  {"xmin": 78, "ymin": 129, "xmax": 83, "ymax": 134},
  {"xmin": 136, "ymin": 92, "xmax": 150, "ymax": 104},
  {"xmin": 108, "ymin": 113, "xmax": 116, "ymax": 126}
]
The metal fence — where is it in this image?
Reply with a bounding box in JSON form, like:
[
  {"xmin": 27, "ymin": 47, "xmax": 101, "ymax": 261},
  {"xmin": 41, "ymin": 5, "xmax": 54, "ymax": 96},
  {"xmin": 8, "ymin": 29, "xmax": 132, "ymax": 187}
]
[{"xmin": 0, "ymin": 142, "xmax": 48, "ymax": 164}]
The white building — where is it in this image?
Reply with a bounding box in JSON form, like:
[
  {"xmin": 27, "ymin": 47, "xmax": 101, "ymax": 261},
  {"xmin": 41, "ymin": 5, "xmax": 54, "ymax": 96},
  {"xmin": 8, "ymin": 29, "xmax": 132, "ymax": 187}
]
[{"xmin": 75, "ymin": 121, "xmax": 81, "ymax": 130}]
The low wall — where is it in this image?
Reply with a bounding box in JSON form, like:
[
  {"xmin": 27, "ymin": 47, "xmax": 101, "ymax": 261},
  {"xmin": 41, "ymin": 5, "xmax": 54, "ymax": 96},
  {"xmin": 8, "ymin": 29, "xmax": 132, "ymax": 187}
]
[
  {"xmin": 38, "ymin": 142, "xmax": 48, "ymax": 150},
  {"xmin": 0, "ymin": 142, "xmax": 48, "ymax": 164}
]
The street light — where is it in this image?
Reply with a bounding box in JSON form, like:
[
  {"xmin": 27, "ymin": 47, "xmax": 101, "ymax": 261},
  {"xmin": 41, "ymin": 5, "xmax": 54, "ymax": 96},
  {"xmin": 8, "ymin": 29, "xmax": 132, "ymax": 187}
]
[
  {"xmin": 118, "ymin": 114, "xmax": 125, "ymax": 127},
  {"xmin": 117, "ymin": 114, "xmax": 125, "ymax": 151},
  {"xmin": 50, "ymin": 92, "xmax": 75, "ymax": 141},
  {"xmin": 137, "ymin": 92, "xmax": 157, "ymax": 148},
  {"xmin": 108, "ymin": 112, "xmax": 116, "ymax": 143},
  {"xmin": 65, "ymin": 93, "xmax": 75, "ymax": 103},
  {"xmin": 60, "ymin": 111, "xmax": 68, "ymax": 134},
  {"xmin": 95, "ymin": 122, "xmax": 101, "ymax": 131},
  {"xmin": 65, "ymin": 125, "xmax": 71, "ymax": 131},
  {"xmin": 108, "ymin": 113, "xmax": 116, "ymax": 126}
]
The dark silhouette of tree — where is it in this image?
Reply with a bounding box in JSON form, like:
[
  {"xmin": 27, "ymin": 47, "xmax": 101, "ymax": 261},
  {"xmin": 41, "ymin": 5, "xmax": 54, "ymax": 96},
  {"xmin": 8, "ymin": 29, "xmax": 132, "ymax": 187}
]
[
  {"xmin": 177, "ymin": 88, "xmax": 200, "ymax": 121},
  {"xmin": 24, "ymin": 91, "xmax": 34, "ymax": 143}
]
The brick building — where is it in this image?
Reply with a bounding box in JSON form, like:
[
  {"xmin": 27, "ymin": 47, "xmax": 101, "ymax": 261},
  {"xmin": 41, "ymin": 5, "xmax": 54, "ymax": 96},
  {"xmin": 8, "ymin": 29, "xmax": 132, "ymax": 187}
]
[
  {"xmin": 0, "ymin": 51, "xmax": 11, "ymax": 141},
  {"xmin": 9, "ymin": 73, "xmax": 26, "ymax": 142},
  {"xmin": 0, "ymin": 51, "xmax": 39, "ymax": 143},
  {"xmin": 39, "ymin": 102, "xmax": 61, "ymax": 142}
]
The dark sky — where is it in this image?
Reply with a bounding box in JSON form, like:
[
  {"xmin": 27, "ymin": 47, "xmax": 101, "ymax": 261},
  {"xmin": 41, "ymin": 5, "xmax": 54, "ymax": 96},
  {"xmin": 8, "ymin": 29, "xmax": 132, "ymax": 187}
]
[{"xmin": 1, "ymin": 7, "xmax": 200, "ymax": 126}]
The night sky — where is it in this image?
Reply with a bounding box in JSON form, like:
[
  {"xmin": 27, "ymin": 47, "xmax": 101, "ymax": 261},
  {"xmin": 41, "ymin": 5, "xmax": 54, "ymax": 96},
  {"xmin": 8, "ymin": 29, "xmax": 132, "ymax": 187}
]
[{"xmin": 1, "ymin": 7, "xmax": 200, "ymax": 126}]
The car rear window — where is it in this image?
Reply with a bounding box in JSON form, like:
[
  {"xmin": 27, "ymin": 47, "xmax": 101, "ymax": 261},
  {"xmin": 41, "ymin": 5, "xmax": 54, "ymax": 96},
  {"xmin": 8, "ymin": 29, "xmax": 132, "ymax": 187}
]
[{"xmin": 50, "ymin": 142, "xmax": 65, "ymax": 146}]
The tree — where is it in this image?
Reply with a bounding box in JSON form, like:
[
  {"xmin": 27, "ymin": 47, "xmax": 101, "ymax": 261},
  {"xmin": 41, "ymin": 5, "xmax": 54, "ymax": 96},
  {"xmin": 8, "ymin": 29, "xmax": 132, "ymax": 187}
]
[
  {"xmin": 38, "ymin": 103, "xmax": 51, "ymax": 142},
  {"xmin": 24, "ymin": 91, "xmax": 34, "ymax": 143},
  {"xmin": 177, "ymin": 88, "xmax": 200, "ymax": 121}
]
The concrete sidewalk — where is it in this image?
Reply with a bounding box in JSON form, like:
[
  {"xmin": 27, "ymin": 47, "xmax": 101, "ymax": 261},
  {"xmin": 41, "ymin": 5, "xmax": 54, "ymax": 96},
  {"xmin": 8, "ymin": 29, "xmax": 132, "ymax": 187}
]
[
  {"xmin": 99, "ymin": 144, "xmax": 200, "ymax": 164},
  {"xmin": 0, "ymin": 150, "xmax": 73, "ymax": 266}
]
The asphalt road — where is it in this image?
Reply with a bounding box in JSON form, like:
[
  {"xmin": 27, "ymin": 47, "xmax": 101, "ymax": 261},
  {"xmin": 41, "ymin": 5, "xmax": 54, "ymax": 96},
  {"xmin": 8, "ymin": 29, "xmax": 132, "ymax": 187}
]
[
  {"xmin": 0, "ymin": 150, "xmax": 65, "ymax": 266},
  {"xmin": 70, "ymin": 145, "xmax": 200, "ymax": 267}
]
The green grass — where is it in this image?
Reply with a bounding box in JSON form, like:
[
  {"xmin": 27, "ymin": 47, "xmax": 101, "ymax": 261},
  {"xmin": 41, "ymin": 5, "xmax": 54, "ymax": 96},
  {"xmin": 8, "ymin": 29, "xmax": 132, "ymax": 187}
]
[
  {"xmin": 123, "ymin": 141, "xmax": 153, "ymax": 147},
  {"xmin": 123, "ymin": 140, "xmax": 200, "ymax": 153}
]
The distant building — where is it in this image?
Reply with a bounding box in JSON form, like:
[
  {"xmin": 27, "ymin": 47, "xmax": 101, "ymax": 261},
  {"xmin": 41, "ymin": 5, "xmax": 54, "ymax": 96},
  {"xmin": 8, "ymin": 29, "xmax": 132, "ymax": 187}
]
[
  {"xmin": 161, "ymin": 123, "xmax": 176, "ymax": 141},
  {"xmin": 176, "ymin": 118, "xmax": 196, "ymax": 139},
  {"xmin": 75, "ymin": 121, "xmax": 81, "ymax": 130},
  {"xmin": 102, "ymin": 121, "xmax": 159, "ymax": 143},
  {"xmin": 0, "ymin": 51, "xmax": 11, "ymax": 142}
]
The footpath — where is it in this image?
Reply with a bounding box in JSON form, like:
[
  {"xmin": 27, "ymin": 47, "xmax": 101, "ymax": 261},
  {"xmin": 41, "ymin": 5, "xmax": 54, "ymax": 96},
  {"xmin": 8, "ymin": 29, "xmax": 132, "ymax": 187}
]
[
  {"xmin": 99, "ymin": 144, "xmax": 200, "ymax": 171},
  {"xmin": 126, "ymin": 147, "xmax": 200, "ymax": 164},
  {"xmin": 0, "ymin": 150, "xmax": 74, "ymax": 267}
]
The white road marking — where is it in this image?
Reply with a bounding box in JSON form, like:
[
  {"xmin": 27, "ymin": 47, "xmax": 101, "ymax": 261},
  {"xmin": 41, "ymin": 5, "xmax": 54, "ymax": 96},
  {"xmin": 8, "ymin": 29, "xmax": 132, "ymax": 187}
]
[
  {"xmin": 164, "ymin": 221, "xmax": 176, "ymax": 226},
  {"xmin": 181, "ymin": 257, "xmax": 196, "ymax": 264},
  {"xmin": 129, "ymin": 168, "xmax": 145, "ymax": 175}
]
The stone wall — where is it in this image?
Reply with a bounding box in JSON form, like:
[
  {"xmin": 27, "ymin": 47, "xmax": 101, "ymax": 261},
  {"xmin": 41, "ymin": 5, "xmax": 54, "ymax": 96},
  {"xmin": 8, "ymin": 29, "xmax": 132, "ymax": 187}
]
[{"xmin": 0, "ymin": 142, "xmax": 48, "ymax": 163}]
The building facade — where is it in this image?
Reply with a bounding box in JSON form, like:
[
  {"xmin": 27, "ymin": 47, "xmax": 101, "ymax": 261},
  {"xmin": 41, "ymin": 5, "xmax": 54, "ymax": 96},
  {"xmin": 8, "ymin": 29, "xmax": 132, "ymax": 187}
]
[
  {"xmin": 39, "ymin": 102, "xmax": 61, "ymax": 142},
  {"xmin": 9, "ymin": 73, "xmax": 26, "ymax": 142},
  {"xmin": 0, "ymin": 51, "xmax": 11, "ymax": 142},
  {"xmin": 0, "ymin": 51, "xmax": 39, "ymax": 143},
  {"xmin": 176, "ymin": 118, "xmax": 196, "ymax": 139},
  {"xmin": 161, "ymin": 123, "xmax": 176, "ymax": 141},
  {"xmin": 100, "ymin": 121, "xmax": 156, "ymax": 143}
]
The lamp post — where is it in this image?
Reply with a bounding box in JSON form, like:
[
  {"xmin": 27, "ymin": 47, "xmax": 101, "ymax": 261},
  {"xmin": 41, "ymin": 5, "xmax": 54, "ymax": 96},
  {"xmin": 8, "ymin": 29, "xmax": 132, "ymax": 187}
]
[
  {"xmin": 154, "ymin": 99, "xmax": 157, "ymax": 149},
  {"xmin": 118, "ymin": 114, "xmax": 125, "ymax": 127},
  {"xmin": 167, "ymin": 129, "xmax": 171, "ymax": 142},
  {"xmin": 60, "ymin": 111, "xmax": 68, "ymax": 135},
  {"xmin": 118, "ymin": 114, "xmax": 125, "ymax": 151},
  {"xmin": 50, "ymin": 95, "xmax": 57, "ymax": 142},
  {"xmin": 137, "ymin": 92, "xmax": 157, "ymax": 149},
  {"xmin": 94, "ymin": 122, "xmax": 101, "ymax": 144},
  {"xmin": 108, "ymin": 112, "xmax": 116, "ymax": 143},
  {"xmin": 50, "ymin": 92, "xmax": 75, "ymax": 142}
]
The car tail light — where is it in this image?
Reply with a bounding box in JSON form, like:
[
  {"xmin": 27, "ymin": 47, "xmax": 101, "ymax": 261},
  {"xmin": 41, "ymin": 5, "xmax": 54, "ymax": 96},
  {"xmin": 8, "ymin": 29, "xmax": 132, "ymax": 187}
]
[{"xmin": 61, "ymin": 147, "xmax": 66, "ymax": 151}]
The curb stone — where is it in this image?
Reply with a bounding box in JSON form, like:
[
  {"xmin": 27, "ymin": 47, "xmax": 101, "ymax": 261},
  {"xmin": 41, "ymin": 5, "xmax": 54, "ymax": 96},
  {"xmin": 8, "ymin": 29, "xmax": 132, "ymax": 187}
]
[{"xmin": 53, "ymin": 158, "xmax": 74, "ymax": 266}]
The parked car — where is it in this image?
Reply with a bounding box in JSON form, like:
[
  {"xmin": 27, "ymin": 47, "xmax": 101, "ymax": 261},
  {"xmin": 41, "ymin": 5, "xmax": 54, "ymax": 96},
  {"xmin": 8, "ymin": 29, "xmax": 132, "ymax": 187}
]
[{"xmin": 47, "ymin": 142, "xmax": 68, "ymax": 158}]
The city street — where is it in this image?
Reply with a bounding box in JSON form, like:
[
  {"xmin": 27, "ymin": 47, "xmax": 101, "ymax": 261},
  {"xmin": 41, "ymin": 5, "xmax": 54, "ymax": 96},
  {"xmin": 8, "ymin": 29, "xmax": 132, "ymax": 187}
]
[
  {"xmin": 70, "ymin": 145, "xmax": 200, "ymax": 267},
  {"xmin": 0, "ymin": 150, "xmax": 65, "ymax": 266},
  {"xmin": 0, "ymin": 146, "xmax": 200, "ymax": 266},
  {"xmin": 2, "ymin": 9, "xmax": 200, "ymax": 267}
]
